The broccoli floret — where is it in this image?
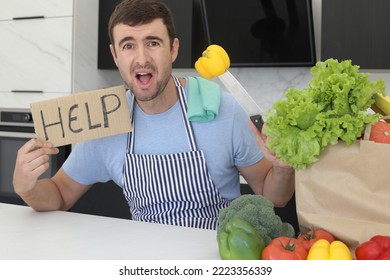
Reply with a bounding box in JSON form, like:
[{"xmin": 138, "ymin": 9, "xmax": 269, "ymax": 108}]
[{"xmin": 218, "ymin": 194, "xmax": 294, "ymax": 245}]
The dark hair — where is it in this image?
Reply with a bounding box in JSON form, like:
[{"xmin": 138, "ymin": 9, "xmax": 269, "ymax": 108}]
[{"xmin": 108, "ymin": 0, "xmax": 177, "ymax": 48}]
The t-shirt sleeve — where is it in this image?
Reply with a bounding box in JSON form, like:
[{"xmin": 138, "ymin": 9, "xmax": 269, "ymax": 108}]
[{"xmin": 62, "ymin": 140, "xmax": 111, "ymax": 185}]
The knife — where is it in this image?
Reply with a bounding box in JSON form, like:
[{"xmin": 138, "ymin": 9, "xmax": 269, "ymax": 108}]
[
  {"xmin": 218, "ymin": 70, "xmax": 265, "ymax": 132},
  {"xmin": 195, "ymin": 45, "xmax": 265, "ymax": 132}
]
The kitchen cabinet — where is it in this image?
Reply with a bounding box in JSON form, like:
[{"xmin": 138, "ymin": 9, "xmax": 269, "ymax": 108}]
[
  {"xmin": 0, "ymin": 0, "xmax": 73, "ymax": 108},
  {"xmin": 0, "ymin": 0, "xmax": 72, "ymax": 19},
  {"xmin": 322, "ymin": 0, "xmax": 390, "ymax": 69}
]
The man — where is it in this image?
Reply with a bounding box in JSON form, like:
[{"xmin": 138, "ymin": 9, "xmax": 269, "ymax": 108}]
[{"xmin": 13, "ymin": 0, "xmax": 294, "ymax": 230}]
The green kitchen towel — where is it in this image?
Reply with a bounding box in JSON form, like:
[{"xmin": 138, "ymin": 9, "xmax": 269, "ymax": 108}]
[{"xmin": 187, "ymin": 76, "xmax": 221, "ymax": 122}]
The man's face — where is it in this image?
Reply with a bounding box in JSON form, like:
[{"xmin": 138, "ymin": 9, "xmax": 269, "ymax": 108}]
[{"xmin": 110, "ymin": 18, "xmax": 179, "ymax": 103}]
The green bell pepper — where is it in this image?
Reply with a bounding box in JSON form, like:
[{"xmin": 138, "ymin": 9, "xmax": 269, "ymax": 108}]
[{"xmin": 217, "ymin": 219, "xmax": 265, "ymax": 260}]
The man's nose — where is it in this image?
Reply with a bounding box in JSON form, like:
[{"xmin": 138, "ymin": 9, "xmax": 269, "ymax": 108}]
[{"xmin": 134, "ymin": 46, "xmax": 151, "ymax": 65}]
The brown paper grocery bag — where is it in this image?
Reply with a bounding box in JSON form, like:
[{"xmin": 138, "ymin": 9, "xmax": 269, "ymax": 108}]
[{"xmin": 295, "ymin": 140, "xmax": 390, "ymax": 253}]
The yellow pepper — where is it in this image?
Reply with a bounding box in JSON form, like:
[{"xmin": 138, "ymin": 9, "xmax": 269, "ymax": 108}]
[
  {"xmin": 307, "ymin": 239, "xmax": 352, "ymax": 260},
  {"xmin": 194, "ymin": 44, "xmax": 230, "ymax": 79}
]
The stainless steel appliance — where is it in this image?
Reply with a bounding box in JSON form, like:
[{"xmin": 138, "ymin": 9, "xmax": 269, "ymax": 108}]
[{"xmin": 0, "ymin": 108, "xmax": 70, "ymax": 205}]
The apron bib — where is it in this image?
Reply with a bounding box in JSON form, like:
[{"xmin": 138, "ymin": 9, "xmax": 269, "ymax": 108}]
[{"xmin": 122, "ymin": 76, "xmax": 229, "ymax": 229}]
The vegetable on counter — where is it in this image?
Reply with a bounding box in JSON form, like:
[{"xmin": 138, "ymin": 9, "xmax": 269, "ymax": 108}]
[
  {"xmin": 265, "ymin": 58, "xmax": 385, "ymax": 170},
  {"xmin": 307, "ymin": 239, "xmax": 352, "ymax": 260},
  {"xmin": 355, "ymin": 235, "xmax": 390, "ymax": 260},
  {"xmin": 261, "ymin": 237, "xmax": 307, "ymax": 260},
  {"xmin": 217, "ymin": 219, "xmax": 265, "ymax": 260},
  {"xmin": 194, "ymin": 44, "xmax": 230, "ymax": 79},
  {"xmin": 297, "ymin": 228, "xmax": 335, "ymax": 251},
  {"xmin": 217, "ymin": 194, "xmax": 295, "ymax": 246}
]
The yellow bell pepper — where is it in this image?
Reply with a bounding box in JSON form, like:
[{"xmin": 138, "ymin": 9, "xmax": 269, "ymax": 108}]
[
  {"xmin": 194, "ymin": 44, "xmax": 230, "ymax": 79},
  {"xmin": 307, "ymin": 239, "xmax": 352, "ymax": 260}
]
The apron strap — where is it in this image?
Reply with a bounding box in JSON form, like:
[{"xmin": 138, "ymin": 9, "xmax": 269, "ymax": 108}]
[
  {"xmin": 172, "ymin": 76, "xmax": 197, "ymax": 151},
  {"xmin": 125, "ymin": 95, "xmax": 135, "ymax": 154}
]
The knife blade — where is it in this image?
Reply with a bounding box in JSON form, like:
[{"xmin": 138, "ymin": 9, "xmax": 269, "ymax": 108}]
[{"xmin": 218, "ymin": 70, "xmax": 265, "ymax": 132}]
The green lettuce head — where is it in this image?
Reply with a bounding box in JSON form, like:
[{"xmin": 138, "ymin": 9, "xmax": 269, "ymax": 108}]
[{"xmin": 265, "ymin": 59, "xmax": 385, "ymax": 170}]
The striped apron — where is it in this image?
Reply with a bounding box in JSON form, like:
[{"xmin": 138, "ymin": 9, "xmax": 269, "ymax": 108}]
[{"xmin": 122, "ymin": 76, "xmax": 230, "ymax": 229}]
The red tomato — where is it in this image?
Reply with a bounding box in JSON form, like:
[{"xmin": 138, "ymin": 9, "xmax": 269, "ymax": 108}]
[
  {"xmin": 297, "ymin": 228, "xmax": 335, "ymax": 251},
  {"xmin": 262, "ymin": 237, "xmax": 307, "ymax": 260},
  {"xmin": 355, "ymin": 235, "xmax": 390, "ymax": 260}
]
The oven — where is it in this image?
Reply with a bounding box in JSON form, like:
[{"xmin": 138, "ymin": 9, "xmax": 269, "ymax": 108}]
[{"xmin": 0, "ymin": 108, "xmax": 71, "ymax": 205}]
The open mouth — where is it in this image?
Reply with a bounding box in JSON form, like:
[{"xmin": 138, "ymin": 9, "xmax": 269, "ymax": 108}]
[{"xmin": 136, "ymin": 72, "xmax": 153, "ymax": 85}]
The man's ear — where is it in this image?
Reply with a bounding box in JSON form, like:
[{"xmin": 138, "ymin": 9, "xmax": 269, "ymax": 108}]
[
  {"xmin": 109, "ymin": 44, "xmax": 118, "ymax": 67},
  {"xmin": 171, "ymin": 38, "xmax": 179, "ymax": 63}
]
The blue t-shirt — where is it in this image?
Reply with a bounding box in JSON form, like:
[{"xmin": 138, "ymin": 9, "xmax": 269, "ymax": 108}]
[{"xmin": 63, "ymin": 79, "xmax": 263, "ymax": 201}]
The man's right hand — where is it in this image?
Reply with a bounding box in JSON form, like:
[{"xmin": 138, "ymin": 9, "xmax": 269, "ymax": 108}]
[{"xmin": 13, "ymin": 138, "xmax": 59, "ymax": 197}]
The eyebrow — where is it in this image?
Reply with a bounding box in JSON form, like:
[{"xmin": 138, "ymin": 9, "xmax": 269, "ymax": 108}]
[
  {"xmin": 118, "ymin": 36, "xmax": 134, "ymax": 48},
  {"xmin": 117, "ymin": 35, "xmax": 164, "ymax": 48}
]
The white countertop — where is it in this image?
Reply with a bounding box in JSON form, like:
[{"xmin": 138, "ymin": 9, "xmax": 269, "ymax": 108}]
[{"xmin": 0, "ymin": 203, "xmax": 220, "ymax": 260}]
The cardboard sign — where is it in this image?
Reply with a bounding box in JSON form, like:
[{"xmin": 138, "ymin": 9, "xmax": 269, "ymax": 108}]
[{"xmin": 30, "ymin": 85, "xmax": 132, "ymax": 147}]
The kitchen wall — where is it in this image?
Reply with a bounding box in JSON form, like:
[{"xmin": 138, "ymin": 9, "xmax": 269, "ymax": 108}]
[{"xmin": 73, "ymin": 0, "xmax": 390, "ymax": 113}]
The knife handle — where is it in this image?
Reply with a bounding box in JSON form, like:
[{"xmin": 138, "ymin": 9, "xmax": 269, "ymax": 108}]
[{"xmin": 250, "ymin": 114, "xmax": 264, "ymax": 132}]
